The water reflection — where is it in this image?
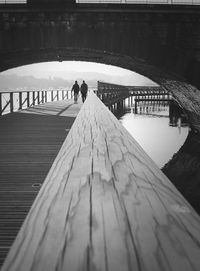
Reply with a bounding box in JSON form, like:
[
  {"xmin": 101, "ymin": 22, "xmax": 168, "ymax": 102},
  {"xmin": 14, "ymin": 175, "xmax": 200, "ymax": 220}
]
[
  {"xmin": 169, "ymin": 100, "xmax": 188, "ymax": 127},
  {"xmin": 110, "ymin": 97, "xmax": 189, "ymax": 168}
]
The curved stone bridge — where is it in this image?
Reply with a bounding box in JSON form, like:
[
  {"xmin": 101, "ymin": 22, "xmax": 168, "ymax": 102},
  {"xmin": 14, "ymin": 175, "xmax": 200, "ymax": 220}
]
[{"xmin": 0, "ymin": 3, "xmax": 200, "ymax": 87}]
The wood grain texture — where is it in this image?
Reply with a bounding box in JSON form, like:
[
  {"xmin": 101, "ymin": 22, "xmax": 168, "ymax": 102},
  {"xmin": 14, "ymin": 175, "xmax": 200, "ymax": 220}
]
[{"xmin": 1, "ymin": 92, "xmax": 200, "ymax": 271}]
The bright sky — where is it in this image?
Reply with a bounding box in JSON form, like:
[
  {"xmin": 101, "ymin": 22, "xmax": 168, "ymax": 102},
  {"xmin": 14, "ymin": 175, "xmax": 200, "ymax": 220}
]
[
  {"xmin": 2, "ymin": 61, "xmax": 157, "ymax": 86},
  {"xmin": 3, "ymin": 61, "xmax": 128, "ymax": 76}
]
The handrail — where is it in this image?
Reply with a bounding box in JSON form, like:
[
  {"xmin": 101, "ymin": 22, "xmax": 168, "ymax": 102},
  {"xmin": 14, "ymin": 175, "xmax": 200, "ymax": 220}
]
[
  {"xmin": 1, "ymin": 91, "xmax": 200, "ymax": 271},
  {"xmin": 0, "ymin": 89, "xmax": 72, "ymax": 115}
]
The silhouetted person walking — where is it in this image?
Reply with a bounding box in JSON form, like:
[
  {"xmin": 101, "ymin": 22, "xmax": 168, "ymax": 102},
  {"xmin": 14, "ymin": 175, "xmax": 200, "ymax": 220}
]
[
  {"xmin": 81, "ymin": 80, "xmax": 88, "ymax": 103},
  {"xmin": 71, "ymin": 81, "xmax": 79, "ymax": 104}
]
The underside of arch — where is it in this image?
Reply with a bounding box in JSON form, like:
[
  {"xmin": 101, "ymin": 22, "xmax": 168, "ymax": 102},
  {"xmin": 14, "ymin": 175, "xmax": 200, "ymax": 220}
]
[
  {"xmin": 0, "ymin": 47, "xmax": 179, "ymax": 84},
  {"xmin": 1, "ymin": 46, "xmax": 200, "ymax": 132}
]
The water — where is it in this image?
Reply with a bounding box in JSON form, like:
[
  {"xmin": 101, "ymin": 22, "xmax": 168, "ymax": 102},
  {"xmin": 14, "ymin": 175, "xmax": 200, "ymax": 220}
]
[{"xmin": 112, "ymin": 98, "xmax": 189, "ymax": 168}]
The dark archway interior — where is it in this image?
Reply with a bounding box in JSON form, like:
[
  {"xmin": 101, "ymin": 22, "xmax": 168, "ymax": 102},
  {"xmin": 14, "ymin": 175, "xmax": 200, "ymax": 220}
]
[{"xmin": 0, "ymin": 4, "xmax": 200, "ymax": 88}]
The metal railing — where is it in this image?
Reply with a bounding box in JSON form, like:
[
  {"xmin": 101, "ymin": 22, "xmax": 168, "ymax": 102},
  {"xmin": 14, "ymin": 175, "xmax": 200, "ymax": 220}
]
[{"xmin": 0, "ymin": 89, "xmax": 73, "ymax": 116}]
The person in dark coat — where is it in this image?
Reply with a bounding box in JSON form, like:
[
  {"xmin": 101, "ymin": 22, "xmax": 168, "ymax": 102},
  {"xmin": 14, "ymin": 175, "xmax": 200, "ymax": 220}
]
[
  {"xmin": 71, "ymin": 81, "xmax": 79, "ymax": 104},
  {"xmin": 80, "ymin": 80, "xmax": 88, "ymax": 103}
]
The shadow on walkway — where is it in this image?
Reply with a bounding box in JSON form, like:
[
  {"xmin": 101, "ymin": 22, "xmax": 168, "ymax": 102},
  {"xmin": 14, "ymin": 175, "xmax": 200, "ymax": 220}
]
[{"xmin": 0, "ymin": 102, "xmax": 80, "ymax": 267}]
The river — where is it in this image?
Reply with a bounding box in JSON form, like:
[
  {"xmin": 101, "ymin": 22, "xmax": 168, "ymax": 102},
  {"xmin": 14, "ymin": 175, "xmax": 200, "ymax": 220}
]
[{"xmin": 112, "ymin": 97, "xmax": 189, "ymax": 168}]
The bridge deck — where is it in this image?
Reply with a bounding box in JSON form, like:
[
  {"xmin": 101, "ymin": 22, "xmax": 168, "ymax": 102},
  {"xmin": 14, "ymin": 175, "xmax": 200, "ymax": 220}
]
[
  {"xmin": 1, "ymin": 92, "xmax": 200, "ymax": 271},
  {"xmin": 0, "ymin": 98, "xmax": 82, "ymax": 267}
]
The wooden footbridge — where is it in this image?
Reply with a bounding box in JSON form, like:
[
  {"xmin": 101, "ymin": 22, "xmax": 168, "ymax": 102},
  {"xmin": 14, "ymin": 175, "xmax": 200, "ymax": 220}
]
[
  {"xmin": 0, "ymin": 91, "xmax": 200, "ymax": 271},
  {"xmin": 97, "ymin": 81, "xmax": 171, "ymax": 106}
]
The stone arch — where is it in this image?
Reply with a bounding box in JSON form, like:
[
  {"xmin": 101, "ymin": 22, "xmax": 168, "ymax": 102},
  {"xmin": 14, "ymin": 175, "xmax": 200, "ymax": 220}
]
[{"xmin": 1, "ymin": 5, "xmax": 200, "ymax": 89}]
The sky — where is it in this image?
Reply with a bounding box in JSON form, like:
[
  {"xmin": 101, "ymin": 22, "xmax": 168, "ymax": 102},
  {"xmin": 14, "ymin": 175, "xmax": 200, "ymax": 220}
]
[{"xmin": 1, "ymin": 61, "xmax": 157, "ymax": 86}]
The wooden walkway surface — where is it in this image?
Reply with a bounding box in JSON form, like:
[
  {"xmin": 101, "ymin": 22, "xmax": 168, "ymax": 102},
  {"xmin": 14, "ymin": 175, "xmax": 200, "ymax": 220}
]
[
  {"xmin": 0, "ymin": 98, "xmax": 82, "ymax": 267},
  {"xmin": 1, "ymin": 92, "xmax": 200, "ymax": 271}
]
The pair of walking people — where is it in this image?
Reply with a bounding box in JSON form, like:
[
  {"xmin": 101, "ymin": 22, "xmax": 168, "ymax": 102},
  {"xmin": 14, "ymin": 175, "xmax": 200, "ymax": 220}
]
[{"xmin": 71, "ymin": 80, "xmax": 88, "ymax": 104}]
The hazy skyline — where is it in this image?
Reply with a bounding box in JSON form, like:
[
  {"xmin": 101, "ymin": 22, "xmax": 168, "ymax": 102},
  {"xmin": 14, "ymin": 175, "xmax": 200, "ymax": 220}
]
[{"xmin": 1, "ymin": 61, "xmax": 157, "ymax": 87}]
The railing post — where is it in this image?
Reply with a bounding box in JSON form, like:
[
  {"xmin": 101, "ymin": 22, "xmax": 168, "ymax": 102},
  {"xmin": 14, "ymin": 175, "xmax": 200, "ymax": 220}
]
[
  {"xmin": 19, "ymin": 92, "xmax": 22, "ymax": 109},
  {"xmin": 37, "ymin": 91, "xmax": 40, "ymax": 104},
  {"xmin": 46, "ymin": 91, "xmax": 49, "ymax": 103},
  {"xmin": 57, "ymin": 90, "xmax": 59, "ymax": 101},
  {"xmin": 41, "ymin": 91, "xmax": 44, "ymax": 103},
  {"xmin": 45, "ymin": 91, "xmax": 48, "ymax": 103},
  {"xmin": 134, "ymin": 100, "xmax": 137, "ymax": 114},
  {"xmin": 32, "ymin": 92, "xmax": 35, "ymax": 106},
  {"xmin": 40, "ymin": 91, "xmax": 43, "ymax": 103},
  {"xmin": 51, "ymin": 90, "xmax": 53, "ymax": 102},
  {"xmin": 10, "ymin": 92, "xmax": 13, "ymax": 113},
  {"xmin": 27, "ymin": 92, "xmax": 30, "ymax": 108}
]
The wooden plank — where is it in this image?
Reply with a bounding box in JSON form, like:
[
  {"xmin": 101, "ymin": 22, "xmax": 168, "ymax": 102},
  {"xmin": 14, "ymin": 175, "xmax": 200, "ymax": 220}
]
[
  {"xmin": 1, "ymin": 92, "xmax": 200, "ymax": 271},
  {"xmin": 0, "ymin": 99, "xmax": 82, "ymax": 268}
]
